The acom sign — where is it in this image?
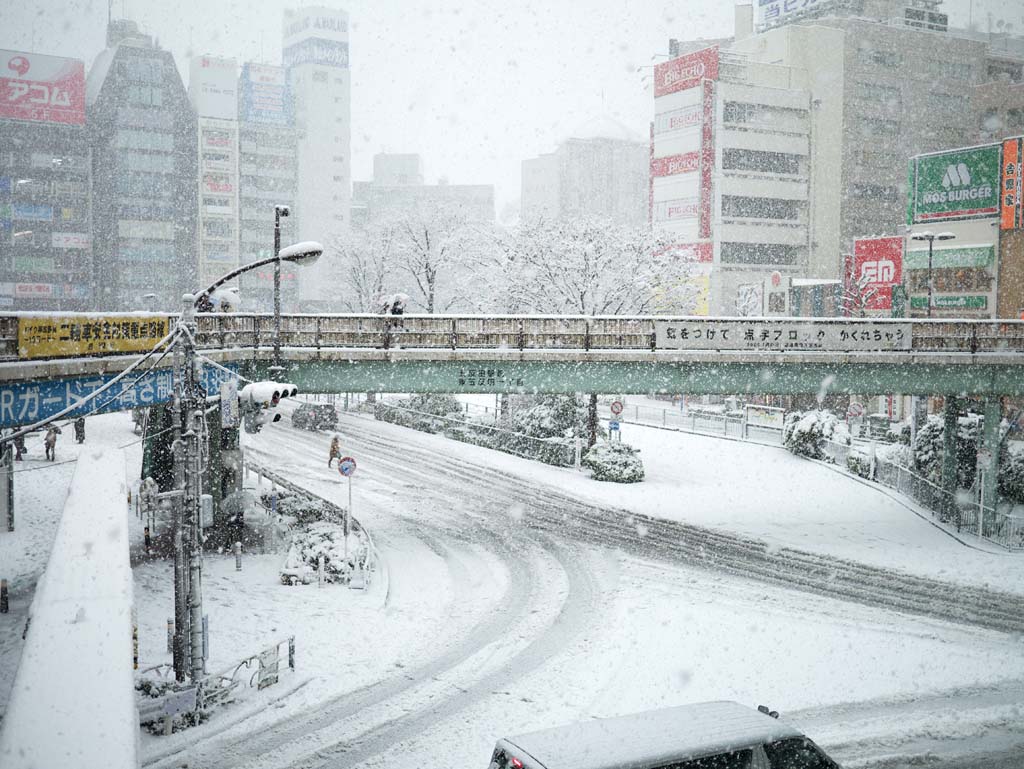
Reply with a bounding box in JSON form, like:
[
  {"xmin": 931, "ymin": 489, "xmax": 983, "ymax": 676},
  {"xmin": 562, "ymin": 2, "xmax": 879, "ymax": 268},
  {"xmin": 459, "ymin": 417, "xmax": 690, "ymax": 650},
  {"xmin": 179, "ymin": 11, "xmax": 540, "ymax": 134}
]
[{"xmin": 908, "ymin": 145, "xmax": 1001, "ymax": 223}]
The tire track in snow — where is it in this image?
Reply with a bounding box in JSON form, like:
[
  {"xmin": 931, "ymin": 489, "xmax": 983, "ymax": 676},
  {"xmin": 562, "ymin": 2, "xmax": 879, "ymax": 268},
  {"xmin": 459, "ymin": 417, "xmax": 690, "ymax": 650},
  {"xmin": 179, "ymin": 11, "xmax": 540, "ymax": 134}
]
[{"xmin": 331, "ymin": 413, "xmax": 1024, "ymax": 635}]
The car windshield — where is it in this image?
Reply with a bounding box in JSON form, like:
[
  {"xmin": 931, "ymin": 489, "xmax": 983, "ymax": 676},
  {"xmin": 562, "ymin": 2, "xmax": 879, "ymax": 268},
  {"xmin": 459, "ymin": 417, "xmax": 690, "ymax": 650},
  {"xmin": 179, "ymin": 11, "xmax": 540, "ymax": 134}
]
[{"xmin": 2, "ymin": 2, "xmax": 1024, "ymax": 769}]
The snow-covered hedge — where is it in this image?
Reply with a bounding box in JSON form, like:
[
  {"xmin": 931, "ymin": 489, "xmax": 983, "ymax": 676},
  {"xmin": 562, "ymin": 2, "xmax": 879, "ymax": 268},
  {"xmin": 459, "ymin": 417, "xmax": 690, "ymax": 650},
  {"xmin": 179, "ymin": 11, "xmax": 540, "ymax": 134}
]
[
  {"xmin": 582, "ymin": 441, "xmax": 644, "ymax": 483},
  {"xmin": 846, "ymin": 446, "xmax": 873, "ymax": 479},
  {"xmin": 782, "ymin": 410, "xmax": 849, "ymax": 461},
  {"xmin": 281, "ymin": 521, "xmax": 368, "ymax": 585},
  {"xmin": 260, "ymin": 489, "xmax": 338, "ymax": 525},
  {"xmin": 912, "ymin": 413, "xmax": 983, "ymax": 487},
  {"xmin": 374, "ymin": 393, "xmax": 462, "ymax": 433}
]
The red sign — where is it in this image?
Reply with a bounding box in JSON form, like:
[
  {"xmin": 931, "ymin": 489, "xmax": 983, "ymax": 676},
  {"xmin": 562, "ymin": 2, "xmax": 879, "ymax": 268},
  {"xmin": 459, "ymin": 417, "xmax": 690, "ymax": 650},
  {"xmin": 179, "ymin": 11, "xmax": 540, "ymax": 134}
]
[
  {"xmin": 657, "ymin": 242, "xmax": 712, "ymax": 263},
  {"xmin": 654, "ymin": 46, "xmax": 719, "ymax": 97},
  {"xmin": 1002, "ymin": 137, "xmax": 1022, "ymax": 231},
  {"xmin": 650, "ymin": 151, "xmax": 700, "ymax": 178},
  {"xmin": 14, "ymin": 282, "xmax": 54, "ymax": 298},
  {"xmin": 698, "ymin": 80, "xmax": 715, "ymax": 240},
  {"xmin": 0, "ymin": 50, "xmax": 85, "ymax": 125},
  {"xmin": 852, "ymin": 236, "xmax": 903, "ymax": 311}
]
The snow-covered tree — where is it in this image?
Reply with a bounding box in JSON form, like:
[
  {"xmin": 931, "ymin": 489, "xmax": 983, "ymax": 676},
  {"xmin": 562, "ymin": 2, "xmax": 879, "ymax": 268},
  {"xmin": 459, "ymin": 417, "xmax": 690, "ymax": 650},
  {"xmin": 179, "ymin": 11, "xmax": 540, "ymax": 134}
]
[{"xmin": 328, "ymin": 223, "xmax": 398, "ymax": 312}]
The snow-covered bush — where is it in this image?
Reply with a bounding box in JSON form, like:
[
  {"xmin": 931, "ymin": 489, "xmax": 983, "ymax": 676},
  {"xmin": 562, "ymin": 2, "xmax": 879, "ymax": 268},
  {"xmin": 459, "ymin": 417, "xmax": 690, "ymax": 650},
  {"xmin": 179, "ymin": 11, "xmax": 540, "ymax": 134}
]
[
  {"xmin": 507, "ymin": 394, "xmax": 588, "ymax": 439},
  {"xmin": 261, "ymin": 489, "xmax": 337, "ymax": 525},
  {"xmin": 877, "ymin": 442, "xmax": 913, "ymax": 468},
  {"xmin": 582, "ymin": 441, "xmax": 644, "ymax": 483},
  {"xmin": 912, "ymin": 413, "xmax": 982, "ymax": 487},
  {"xmin": 846, "ymin": 446, "xmax": 873, "ymax": 479},
  {"xmin": 782, "ymin": 410, "xmax": 849, "ymax": 461},
  {"xmin": 998, "ymin": 444, "xmax": 1024, "ymax": 505},
  {"xmin": 282, "ymin": 521, "xmax": 367, "ymax": 585},
  {"xmin": 887, "ymin": 420, "xmax": 911, "ymax": 445}
]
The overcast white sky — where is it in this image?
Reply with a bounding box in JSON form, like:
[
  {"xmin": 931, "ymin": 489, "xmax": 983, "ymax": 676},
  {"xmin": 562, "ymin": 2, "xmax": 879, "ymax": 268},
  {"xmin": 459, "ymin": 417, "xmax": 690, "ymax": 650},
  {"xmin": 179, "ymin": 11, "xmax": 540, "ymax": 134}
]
[{"xmin": 1, "ymin": 0, "xmax": 1019, "ymax": 214}]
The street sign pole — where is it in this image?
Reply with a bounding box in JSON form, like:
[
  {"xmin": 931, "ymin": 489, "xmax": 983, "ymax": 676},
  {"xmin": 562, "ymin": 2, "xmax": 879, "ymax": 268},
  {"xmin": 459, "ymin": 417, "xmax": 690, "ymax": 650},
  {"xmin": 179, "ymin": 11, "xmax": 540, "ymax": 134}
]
[
  {"xmin": 346, "ymin": 475, "xmax": 352, "ymax": 559},
  {"xmin": 337, "ymin": 456, "xmax": 357, "ymax": 559}
]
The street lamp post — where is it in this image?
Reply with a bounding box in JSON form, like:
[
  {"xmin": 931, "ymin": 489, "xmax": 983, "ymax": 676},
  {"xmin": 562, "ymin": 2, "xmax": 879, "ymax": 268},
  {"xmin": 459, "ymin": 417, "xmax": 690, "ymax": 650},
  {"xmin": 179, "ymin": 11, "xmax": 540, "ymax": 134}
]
[
  {"xmin": 272, "ymin": 205, "xmax": 290, "ymax": 376},
  {"xmin": 910, "ymin": 231, "xmax": 956, "ymax": 318},
  {"xmin": 173, "ymin": 240, "xmax": 321, "ymax": 682}
]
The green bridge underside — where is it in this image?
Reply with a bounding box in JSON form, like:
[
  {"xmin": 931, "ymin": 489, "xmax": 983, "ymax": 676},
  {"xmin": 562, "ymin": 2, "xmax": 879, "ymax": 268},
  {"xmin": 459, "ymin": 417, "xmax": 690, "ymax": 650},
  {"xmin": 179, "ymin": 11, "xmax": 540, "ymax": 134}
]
[{"xmin": 242, "ymin": 353, "xmax": 1024, "ymax": 397}]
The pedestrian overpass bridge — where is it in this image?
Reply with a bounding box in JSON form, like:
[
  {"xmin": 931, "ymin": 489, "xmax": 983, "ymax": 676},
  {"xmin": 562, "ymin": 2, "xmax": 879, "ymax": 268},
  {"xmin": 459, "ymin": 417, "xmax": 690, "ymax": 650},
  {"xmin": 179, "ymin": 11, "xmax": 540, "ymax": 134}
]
[{"xmin": 2, "ymin": 313, "xmax": 1024, "ymax": 430}]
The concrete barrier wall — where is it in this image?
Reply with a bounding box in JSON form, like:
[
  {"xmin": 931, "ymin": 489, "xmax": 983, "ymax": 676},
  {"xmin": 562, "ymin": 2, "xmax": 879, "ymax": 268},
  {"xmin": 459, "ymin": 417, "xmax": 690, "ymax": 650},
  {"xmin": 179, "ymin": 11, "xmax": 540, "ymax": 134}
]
[{"xmin": 0, "ymin": 449, "xmax": 137, "ymax": 769}]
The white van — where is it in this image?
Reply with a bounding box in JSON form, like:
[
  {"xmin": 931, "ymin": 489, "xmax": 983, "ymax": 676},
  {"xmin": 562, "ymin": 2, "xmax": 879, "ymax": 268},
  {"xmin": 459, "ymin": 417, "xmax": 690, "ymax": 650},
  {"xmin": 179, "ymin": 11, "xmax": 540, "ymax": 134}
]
[{"xmin": 487, "ymin": 701, "xmax": 840, "ymax": 769}]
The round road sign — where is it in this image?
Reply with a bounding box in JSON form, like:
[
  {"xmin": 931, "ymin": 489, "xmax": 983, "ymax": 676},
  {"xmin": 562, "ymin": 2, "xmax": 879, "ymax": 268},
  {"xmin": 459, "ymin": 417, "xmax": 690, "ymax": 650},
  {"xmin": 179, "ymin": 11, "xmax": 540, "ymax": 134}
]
[
  {"xmin": 337, "ymin": 456, "xmax": 357, "ymax": 477},
  {"xmin": 847, "ymin": 402, "xmax": 865, "ymax": 419},
  {"xmin": 610, "ymin": 400, "xmax": 624, "ymax": 415}
]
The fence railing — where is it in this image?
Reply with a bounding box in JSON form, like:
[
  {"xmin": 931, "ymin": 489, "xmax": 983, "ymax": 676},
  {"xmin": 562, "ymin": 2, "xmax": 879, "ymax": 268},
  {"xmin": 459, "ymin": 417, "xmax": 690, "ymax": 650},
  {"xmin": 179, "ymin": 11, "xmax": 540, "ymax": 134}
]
[
  {"xmin": 7, "ymin": 313, "xmax": 1024, "ymax": 362},
  {"xmin": 601, "ymin": 402, "xmax": 785, "ymax": 445}
]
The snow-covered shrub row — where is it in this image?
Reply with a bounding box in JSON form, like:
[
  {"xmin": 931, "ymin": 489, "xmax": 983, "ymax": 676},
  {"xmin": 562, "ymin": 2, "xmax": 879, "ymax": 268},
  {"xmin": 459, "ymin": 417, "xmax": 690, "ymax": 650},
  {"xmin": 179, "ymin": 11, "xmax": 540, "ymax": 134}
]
[
  {"xmin": 136, "ymin": 677, "xmax": 209, "ymax": 733},
  {"xmin": 782, "ymin": 410, "xmax": 850, "ymax": 461},
  {"xmin": 260, "ymin": 489, "xmax": 339, "ymax": 525},
  {"xmin": 374, "ymin": 393, "xmax": 581, "ymax": 468},
  {"xmin": 846, "ymin": 446, "xmax": 873, "ymax": 479},
  {"xmin": 998, "ymin": 444, "xmax": 1024, "ymax": 505},
  {"xmin": 582, "ymin": 441, "xmax": 644, "ymax": 483}
]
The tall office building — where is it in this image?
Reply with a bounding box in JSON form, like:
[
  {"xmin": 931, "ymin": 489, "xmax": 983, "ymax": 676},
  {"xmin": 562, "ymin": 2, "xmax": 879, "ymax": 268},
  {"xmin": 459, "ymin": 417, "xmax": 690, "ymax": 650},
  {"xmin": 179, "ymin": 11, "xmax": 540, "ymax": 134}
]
[
  {"xmin": 0, "ymin": 48, "xmax": 93, "ymax": 310},
  {"xmin": 189, "ymin": 55, "xmax": 241, "ymax": 293},
  {"xmin": 87, "ymin": 19, "xmax": 197, "ymax": 311},
  {"xmin": 237, "ymin": 63, "xmax": 298, "ymax": 311},
  {"xmin": 283, "ymin": 6, "xmax": 351, "ymax": 310},
  {"xmin": 522, "ymin": 118, "xmax": 648, "ymax": 226},
  {"xmin": 653, "ymin": 0, "xmax": 1023, "ymax": 315}
]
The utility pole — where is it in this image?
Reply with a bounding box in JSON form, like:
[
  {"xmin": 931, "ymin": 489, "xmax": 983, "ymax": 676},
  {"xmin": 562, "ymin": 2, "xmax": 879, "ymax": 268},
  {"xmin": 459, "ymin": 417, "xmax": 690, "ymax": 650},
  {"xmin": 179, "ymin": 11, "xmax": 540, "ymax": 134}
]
[{"xmin": 171, "ymin": 294, "xmax": 206, "ymax": 682}]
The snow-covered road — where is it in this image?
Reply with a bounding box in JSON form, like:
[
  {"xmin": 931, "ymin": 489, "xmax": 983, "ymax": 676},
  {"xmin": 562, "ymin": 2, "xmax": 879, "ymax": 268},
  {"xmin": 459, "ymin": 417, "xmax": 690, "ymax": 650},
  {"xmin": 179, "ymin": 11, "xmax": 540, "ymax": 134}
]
[{"xmin": 133, "ymin": 406, "xmax": 1024, "ymax": 769}]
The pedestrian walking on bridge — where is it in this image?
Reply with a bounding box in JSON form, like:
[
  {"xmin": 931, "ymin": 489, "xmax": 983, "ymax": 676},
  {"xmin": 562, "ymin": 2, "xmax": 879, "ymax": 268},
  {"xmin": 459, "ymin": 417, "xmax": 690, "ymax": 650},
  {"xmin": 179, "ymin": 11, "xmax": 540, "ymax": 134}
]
[{"xmin": 44, "ymin": 425, "xmax": 61, "ymax": 461}]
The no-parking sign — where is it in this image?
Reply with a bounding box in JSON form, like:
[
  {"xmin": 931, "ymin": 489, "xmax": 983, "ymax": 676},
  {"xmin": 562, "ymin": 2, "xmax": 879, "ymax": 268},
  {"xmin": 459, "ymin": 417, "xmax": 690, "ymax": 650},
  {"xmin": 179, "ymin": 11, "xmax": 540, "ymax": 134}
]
[{"xmin": 337, "ymin": 456, "xmax": 357, "ymax": 477}]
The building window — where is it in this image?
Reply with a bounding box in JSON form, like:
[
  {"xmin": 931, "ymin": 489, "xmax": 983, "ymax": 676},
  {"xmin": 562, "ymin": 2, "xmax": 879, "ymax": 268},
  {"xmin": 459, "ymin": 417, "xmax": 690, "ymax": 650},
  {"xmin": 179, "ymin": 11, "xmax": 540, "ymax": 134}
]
[
  {"xmin": 860, "ymin": 117, "xmax": 899, "ymax": 137},
  {"xmin": 721, "ymin": 195, "xmax": 801, "ymax": 221},
  {"xmin": 934, "ymin": 60, "xmax": 972, "ymax": 81},
  {"xmin": 849, "ymin": 182, "xmax": 899, "ymax": 201},
  {"xmin": 722, "ymin": 148, "xmax": 801, "ymax": 175},
  {"xmin": 720, "ymin": 242, "xmax": 798, "ymax": 265},
  {"xmin": 313, "ymin": 71, "xmax": 328, "ymax": 82},
  {"xmin": 114, "ymin": 128, "xmax": 174, "ymax": 152},
  {"xmin": 930, "ymin": 93, "xmax": 969, "ymax": 113},
  {"xmin": 127, "ymin": 85, "xmax": 163, "ymax": 106},
  {"xmin": 857, "ymin": 149, "xmax": 895, "ymax": 168},
  {"xmin": 854, "ymin": 81, "xmax": 901, "ymax": 109},
  {"xmin": 857, "ymin": 45, "xmax": 901, "ymax": 69}
]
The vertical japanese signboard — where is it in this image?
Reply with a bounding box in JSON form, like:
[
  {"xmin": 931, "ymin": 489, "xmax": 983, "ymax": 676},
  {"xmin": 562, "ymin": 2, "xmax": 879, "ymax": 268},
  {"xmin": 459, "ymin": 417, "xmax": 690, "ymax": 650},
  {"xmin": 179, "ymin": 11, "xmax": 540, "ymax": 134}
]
[
  {"xmin": 909, "ymin": 145, "xmax": 1001, "ymax": 223},
  {"xmin": 0, "ymin": 50, "xmax": 85, "ymax": 125},
  {"xmin": 240, "ymin": 63, "xmax": 291, "ymax": 125},
  {"xmin": 757, "ymin": 0, "xmax": 831, "ymax": 28},
  {"xmin": 1002, "ymin": 137, "xmax": 1022, "ymax": 230},
  {"xmin": 852, "ymin": 236, "xmax": 903, "ymax": 311}
]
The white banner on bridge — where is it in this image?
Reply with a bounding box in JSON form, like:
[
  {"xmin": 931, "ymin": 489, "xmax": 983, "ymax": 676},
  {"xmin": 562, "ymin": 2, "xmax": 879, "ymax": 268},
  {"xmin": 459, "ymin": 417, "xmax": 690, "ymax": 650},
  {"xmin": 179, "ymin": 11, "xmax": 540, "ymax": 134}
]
[{"xmin": 654, "ymin": 320, "xmax": 913, "ymax": 352}]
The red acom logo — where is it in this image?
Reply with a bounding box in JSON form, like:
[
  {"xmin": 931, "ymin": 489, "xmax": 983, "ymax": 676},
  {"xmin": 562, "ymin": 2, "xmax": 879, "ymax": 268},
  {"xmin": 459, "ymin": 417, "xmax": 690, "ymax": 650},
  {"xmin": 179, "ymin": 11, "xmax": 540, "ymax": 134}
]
[{"xmin": 8, "ymin": 56, "xmax": 30, "ymax": 76}]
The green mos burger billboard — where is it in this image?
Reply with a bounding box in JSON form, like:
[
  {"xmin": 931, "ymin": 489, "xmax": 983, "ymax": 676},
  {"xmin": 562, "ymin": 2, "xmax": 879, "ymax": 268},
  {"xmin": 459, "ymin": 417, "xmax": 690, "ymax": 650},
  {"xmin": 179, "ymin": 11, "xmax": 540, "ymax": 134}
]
[{"xmin": 907, "ymin": 144, "xmax": 1001, "ymax": 224}]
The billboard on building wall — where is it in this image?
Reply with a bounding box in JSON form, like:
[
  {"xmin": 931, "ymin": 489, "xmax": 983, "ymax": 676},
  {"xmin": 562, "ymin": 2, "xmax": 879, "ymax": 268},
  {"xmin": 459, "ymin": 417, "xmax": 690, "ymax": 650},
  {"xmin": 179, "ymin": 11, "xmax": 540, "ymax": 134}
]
[
  {"xmin": 240, "ymin": 63, "xmax": 291, "ymax": 125},
  {"xmin": 1002, "ymin": 137, "xmax": 1023, "ymax": 230},
  {"xmin": 909, "ymin": 145, "xmax": 1001, "ymax": 223},
  {"xmin": 757, "ymin": 0, "xmax": 831, "ymax": 28},
  {"xmin": 653, "ymin": 46, "xmax": 718, "ymax": 98},
  {"xmin": 283, "ymin": 8, "xmax": 349, "ymax": 69},
  {"xmin": 650, "ymin": 152, "xmax": 700, "ymax": 178},
  {"xmin": 190, "ymin": 56, "xmax": 238, "ymax": 120},
  {"xmin": 0, "ymin": 50, "xmax": 85, "ymax": 125},
  {"xmin": 852, "ymin": 236, "xmax": 903, "ymax": 311}
]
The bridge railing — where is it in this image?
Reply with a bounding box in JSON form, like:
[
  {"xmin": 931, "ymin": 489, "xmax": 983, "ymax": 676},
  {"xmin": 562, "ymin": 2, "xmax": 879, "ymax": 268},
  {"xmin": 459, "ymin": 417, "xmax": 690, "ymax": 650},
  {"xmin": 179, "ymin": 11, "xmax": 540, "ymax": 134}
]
[{"xmin": 6, "ymin": 313, "xmax": 1024, "ymax": 362}]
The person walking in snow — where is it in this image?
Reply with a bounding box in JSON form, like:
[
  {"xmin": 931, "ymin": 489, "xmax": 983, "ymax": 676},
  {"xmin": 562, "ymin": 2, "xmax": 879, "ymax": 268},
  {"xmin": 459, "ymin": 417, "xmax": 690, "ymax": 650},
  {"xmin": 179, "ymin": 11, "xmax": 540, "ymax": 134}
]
[
  {"xmin": 43, "ymin": 425, "xmax": 61, "ymax": 461},
  {"xmin": 13, "ymin": 432, "xmax": 26, "ymax": 461},
  {"xmin": 328, "ymin": 434, "xmax": 342, "ymax": 468},
  {"xmin": 74, "ymin": 417, "xmax": 85, "ymax": 443}
]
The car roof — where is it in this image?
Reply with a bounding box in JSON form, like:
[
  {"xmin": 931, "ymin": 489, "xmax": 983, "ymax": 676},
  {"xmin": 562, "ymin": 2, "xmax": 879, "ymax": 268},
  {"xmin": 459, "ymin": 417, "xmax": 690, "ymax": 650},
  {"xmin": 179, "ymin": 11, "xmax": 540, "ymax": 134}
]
[{"xmin": 502, "ymin": 701, "xmax": 803, "ymax": 769}]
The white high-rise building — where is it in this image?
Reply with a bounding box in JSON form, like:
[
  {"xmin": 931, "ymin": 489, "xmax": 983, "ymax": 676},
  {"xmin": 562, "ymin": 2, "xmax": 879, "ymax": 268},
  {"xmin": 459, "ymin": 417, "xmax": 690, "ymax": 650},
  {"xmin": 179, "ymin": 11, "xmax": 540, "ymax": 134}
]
[
  {"xmin": 283, "ymin": 6, "xmax": 351, "ymax": 309},
  {"xmin": 189, "ymin": 55, "xmax": 240, "ymax": 292}
]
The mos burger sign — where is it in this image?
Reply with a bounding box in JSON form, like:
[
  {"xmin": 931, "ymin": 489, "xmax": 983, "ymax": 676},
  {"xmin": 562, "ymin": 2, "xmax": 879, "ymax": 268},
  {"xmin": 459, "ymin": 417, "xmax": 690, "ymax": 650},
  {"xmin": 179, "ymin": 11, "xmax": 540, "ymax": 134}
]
[
  {"xmin": 908, "ymin": 145, "xmax": 1000, "ymax": 223},
  {"xmin": 654, "ymin": 46, "xmax": 719, "ymax": 97}
]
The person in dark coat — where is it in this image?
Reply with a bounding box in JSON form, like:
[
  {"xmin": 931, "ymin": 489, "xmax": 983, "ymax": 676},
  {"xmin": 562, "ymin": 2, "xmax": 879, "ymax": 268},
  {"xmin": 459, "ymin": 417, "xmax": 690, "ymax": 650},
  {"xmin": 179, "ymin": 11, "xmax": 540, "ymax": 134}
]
[
  {"xmin": 74, "ymin": 417, "xmax": 86, "ymax": 443},
  {"xmin": 12, "ymin": 432, "xmax": 26, "ymax": 461},
  {"xmin": 44, "ymin": 425, "xmax": 61, "ymax": 461}
]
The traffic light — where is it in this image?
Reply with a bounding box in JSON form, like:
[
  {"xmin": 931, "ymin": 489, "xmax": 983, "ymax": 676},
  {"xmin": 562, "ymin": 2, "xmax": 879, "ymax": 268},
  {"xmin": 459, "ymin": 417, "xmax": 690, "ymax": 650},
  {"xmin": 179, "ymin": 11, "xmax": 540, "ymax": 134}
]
[{"xmin": 239, "ymin": 382, "xmax": 298, "ymax": 433}]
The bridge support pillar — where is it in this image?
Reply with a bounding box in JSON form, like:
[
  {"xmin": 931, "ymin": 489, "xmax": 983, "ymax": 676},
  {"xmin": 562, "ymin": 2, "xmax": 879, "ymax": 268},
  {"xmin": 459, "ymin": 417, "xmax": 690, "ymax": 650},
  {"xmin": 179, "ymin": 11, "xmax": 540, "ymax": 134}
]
[
  {"xmin": 941, "ymin": 395, "xmax": 959, "ymax": 516},
  {"xmin": 980, "ymin": 397, "xmax": 1002, "ymax": 536}
]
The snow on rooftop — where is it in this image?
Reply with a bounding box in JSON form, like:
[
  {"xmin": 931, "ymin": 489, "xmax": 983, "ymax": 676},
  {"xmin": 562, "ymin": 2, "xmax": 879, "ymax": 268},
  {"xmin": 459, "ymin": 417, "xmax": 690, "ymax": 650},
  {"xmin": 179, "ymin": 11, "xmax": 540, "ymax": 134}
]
[{"xmin": 564, "ymin": 115, "xmax": 644, "ymax": 144}]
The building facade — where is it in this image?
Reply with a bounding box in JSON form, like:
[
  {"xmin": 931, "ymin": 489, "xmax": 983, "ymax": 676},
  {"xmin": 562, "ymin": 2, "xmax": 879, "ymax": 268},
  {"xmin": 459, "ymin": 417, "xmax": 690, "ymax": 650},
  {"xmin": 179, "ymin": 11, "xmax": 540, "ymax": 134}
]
[
  {"xmin": 656, "ymin": 0, "xmax": 1024, "ymax": 315},
  {"xmin": 0, "ymin": 49, "xmax": 93, "ymax": 310},
  {"xmin": 522, "ymin": 119, "xmax": 648, "ymax": 226},
  {"xmin": 352, "ymin": 152, "xmax": 495, "ymax": 228},
  {"xmin": 237, "ymin": 63, "xmax": 299, "ymax": 311},
  {"xmin": 189, "ymin": 55, "xmax": 240, "ymax": 292},
  {"xmin": 283, "ymin": 6, "xmax": 351, "ymax": 309},
  {"xmin": 86, "ymin": 20, "xmax": 197, "ymax": 311}
]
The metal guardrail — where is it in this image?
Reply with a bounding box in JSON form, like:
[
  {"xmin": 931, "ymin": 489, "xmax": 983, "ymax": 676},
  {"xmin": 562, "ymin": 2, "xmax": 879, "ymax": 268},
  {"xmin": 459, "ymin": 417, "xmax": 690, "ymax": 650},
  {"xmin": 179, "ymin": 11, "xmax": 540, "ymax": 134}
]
[{"xmin": 5, "ymin": 313, "xmax": 1024, "ymax": 362}]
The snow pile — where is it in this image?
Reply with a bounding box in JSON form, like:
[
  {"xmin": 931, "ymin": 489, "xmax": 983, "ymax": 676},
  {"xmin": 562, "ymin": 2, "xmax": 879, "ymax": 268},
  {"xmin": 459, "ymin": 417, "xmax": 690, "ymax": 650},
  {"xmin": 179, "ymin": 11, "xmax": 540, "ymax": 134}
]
[
  {"xmin": 0, "ymin": 449, "xmax": 136, "ymax": 769},
  {"xmin": 582, "ymin": 441, "xmax": 644, "ymax": 483},
  {"xmin": 782, "ymin": 410, "xmax": 849, "ymax": 461},
  {"xmin": 282, "ymin": 521, "xmax": 368, "ymax": 585}
]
